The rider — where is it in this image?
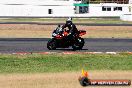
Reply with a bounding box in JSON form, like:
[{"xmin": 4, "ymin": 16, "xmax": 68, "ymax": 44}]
[{"xmin": 62, "ymin": 17, "xmax": 78, "ymax": 40}]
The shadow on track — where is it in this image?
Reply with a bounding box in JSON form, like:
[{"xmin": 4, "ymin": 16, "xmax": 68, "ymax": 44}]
[{"xmin": 54, "ymin": 48, "xmax": 88, "ymax": 51}]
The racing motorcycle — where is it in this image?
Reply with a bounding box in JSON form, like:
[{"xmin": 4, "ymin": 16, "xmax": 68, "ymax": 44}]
[{"xmin": 47, "ymin": 25, "xmax": 86, "ymax": 50}]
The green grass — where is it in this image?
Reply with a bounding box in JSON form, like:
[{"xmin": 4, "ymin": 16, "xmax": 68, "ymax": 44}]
[
  {"xmin": 0, "ymin": 54, "xmax": 132, "ymax": 73},
  {"xmin": 0, "ymin": 18, "xmax": 132, "ymax": 24}
]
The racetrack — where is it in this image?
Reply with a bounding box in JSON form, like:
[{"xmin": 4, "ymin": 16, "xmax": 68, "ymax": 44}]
[{"xmin": 0, "ymin": 38, "xmax": 132, "ymax": 53}]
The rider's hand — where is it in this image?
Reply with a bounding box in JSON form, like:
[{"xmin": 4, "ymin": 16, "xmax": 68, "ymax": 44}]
[{"xmin": 67, "ymin": 33, "xmax": 71, "ymax": 36}]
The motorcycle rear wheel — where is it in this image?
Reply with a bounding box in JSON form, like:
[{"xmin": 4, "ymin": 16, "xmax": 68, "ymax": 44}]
[{"xmin": 72, "ymin": 38, "xmax": 84, "ymax": 50}]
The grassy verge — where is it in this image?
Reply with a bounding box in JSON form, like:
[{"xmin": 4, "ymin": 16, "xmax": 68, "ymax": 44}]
[
  {"xmin": 0, "ymin": 54, "xmax": 131, "ymax": 73},
  {"xmin": 0, "ymin": 18, "xmax": 132, "ymax": 24}
]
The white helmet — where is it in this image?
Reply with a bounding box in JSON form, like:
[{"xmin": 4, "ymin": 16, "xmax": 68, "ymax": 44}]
[
  {"xmin": 67, "ymin": 17, "xmax": 72, "ymax": 21},
  {"xmin": 66, "ymin": 17, "xmax": 72, "ymax": 25}
]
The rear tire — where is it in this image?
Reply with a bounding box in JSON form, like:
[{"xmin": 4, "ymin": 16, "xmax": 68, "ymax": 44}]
[
  {"xmin": 47, "ymin": 39, "xmax": 57, "ymax": 50},
  {"xmin": 72, "ymin": 38, "xmax": 84, "ymax": 50}
]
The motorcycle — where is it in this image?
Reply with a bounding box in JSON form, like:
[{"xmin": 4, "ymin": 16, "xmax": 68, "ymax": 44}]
[{"xmin": 47, "ymin": 25, "xmax": 86, "ymax": 50}]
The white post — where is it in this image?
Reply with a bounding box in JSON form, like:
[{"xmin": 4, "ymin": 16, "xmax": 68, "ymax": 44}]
[
  {"xmin": 129, "ymin": 0, "xmax": 132, "ymax": 13},
  {"xmin": 129, "ymin": 0, "xmax": 132, "ymax": 4}
]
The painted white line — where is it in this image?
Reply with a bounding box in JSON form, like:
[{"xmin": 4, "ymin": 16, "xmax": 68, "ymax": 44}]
[
  {"xmin": 106, "ymin": 52, "xmax": 117, "ymax": 54},
  {"xmin": 92, "ymin": 52, "xmax": 103, "ymax": 54},
  {"xmin": 11, "ymin": 52, "xmax": 132, "ymax": 55}
]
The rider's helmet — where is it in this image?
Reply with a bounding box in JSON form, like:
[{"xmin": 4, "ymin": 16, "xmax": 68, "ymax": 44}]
[
  {"xmin": 66, "ymin": 17, "xmax": 72, "ymax": 26},
  {"xmin": 58, "ymin": 24, "xmax": 61, "ymax": 27}
]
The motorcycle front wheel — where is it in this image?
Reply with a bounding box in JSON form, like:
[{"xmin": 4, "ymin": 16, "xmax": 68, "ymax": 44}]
[{"xmin": 47, "ymin": 39, "xmax": 57, "ymax": 50}]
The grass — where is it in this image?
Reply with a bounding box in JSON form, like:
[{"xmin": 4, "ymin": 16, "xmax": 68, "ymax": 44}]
[
  {"xmin": 0, "ymin": 18, "xmax": 132, "ymax": 24},
  {"xmin": 0, "ymin": 54, "xmax": 132, "ymax": 88},
  {"xmin": 0, "ymin": 54, "xmax": 131, "ymax": 73},
  {"xmin": 1, "ymin": 71, "xmax": 131, "ymax": 88}
]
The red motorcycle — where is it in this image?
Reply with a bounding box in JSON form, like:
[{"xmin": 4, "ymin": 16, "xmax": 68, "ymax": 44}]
[{"xmin": 47, "ymin": 25, "xmax": 86, "ymax": 50}]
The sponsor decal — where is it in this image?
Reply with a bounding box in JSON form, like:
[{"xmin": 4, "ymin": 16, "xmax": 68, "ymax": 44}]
[{"xmin": 78, "ymin": 69, "xmax": 131, "ymax": 86}]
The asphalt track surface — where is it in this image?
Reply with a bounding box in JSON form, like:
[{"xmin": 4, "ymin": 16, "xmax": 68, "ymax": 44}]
[
  {"xmin": 0, "ymin": 38, "xmax": 132, "ymax": 53},
  {"xmin": 0, "ymin": 22, "xmax": 132, "ymax": 26}
]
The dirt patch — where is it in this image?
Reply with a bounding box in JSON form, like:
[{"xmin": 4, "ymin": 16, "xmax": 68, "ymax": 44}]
[
  {"xmin": 0, "ymin": 71, "xmax": 131, "ymax": 88},
  {"xmin": 0, "ymin": 24, "xmax": 56, "ymax": 38},
  {"xmin": 0, "ymin": 24, "xmax": 132, "ymax": 38}
]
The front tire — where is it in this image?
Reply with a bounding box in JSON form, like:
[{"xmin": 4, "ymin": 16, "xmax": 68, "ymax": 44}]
[
  {"xmin": 47, "ymin": 39, "xmax": 57, "ymax": 50},
  {"xmin": 72, "ymin": 38, "xmax": 84, "ymax": 50}
]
